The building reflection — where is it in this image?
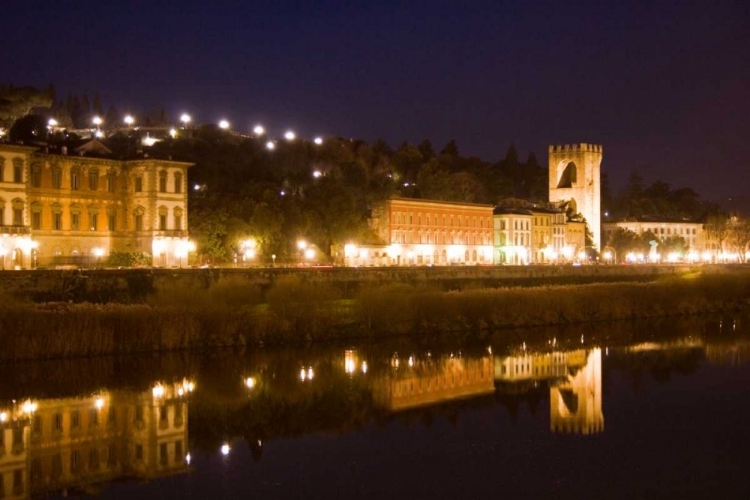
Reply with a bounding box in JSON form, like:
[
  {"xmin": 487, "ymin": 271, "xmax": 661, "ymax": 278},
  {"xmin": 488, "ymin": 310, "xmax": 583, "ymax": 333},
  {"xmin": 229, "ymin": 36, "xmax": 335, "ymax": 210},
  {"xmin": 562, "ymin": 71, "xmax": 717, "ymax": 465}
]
[
  {"xmin": 0, "ymin": 379, "xmax": 192, "ymax": 499},
  {"xmin": 371, "ymin": 352, "xmax": 495, "ymax": 412},
  {"xmin": 494, "ymin": 348, "xmax": 603, "ymax": 435},
  {"xmin": 358, "ymin": 345, "xmax": 603, "ymax": 435}
]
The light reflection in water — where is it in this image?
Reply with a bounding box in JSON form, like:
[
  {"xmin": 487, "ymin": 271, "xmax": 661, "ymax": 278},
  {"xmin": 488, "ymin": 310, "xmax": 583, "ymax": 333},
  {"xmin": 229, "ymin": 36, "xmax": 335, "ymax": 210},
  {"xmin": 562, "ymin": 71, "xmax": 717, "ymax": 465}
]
[{"xmin": 2, "ymin": 315, "xmax": 750, "ymax": 497}]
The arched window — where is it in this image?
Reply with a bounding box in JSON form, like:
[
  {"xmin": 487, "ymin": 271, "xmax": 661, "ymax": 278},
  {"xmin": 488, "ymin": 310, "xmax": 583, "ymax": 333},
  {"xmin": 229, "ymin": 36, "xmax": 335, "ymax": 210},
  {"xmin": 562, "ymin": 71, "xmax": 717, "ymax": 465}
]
[
  {"xmin": 158, "ymin": 206, "xmax": 168, "ymax": 230},
  {"xmin": 89, "ymin": 168, "xmax": 99, "ymax": 191},
  {"xmin": 12, "ymin": 158, "xmax": 23, "ymax": 183},
  {"xmin": 174, "ymin": 172, "xmax": 182, "ymax": 194},
  {"xmin": 134, "ymin": 206, "xmax": 145, "ymax": 231},
  {"xmin": 31, "ymin": 162, "xmax": 42, "ymax": 188},
  {"xmin": 159, "ymin": 171, "xmax": 167, "ymax": 193},
  {"xmin": 107, "ymin": 170, "xmax": 116, "ymax": 192},
  {"xmin": 88, "ymin": 205, "xmax": 100, "ymax": 231},
  {"xmin": 70, "ymin": 204, "xmax": 82, "ymax": 230},
  {"xmin": 107, "ymin": 206, "xmax": 117, "ymax": 231},
  {"xmin": 174, "ymin": 207, "xmax": 183, "ymax": 230},
  {"xmin": 51, "ymin": 203, "xmax": 63, "ymax": 230},
  {"xmin": 30, "ymin": 202, "xmax": 42, "ymax": 230},
  {"xmin": 70, "ymin": 166, "xmax": 81, "ymax": 190},
  {"xmin": 52, "ymin": 166, "xmax": 62, "ymax": 188}
]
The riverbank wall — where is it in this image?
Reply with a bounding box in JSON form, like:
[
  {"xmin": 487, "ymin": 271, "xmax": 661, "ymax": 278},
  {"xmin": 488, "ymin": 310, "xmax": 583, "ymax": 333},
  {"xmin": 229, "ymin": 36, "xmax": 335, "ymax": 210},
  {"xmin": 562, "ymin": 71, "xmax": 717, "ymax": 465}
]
[{"xmin": 0, "ymin": 264, "xmax": 724, "ymax": 303}]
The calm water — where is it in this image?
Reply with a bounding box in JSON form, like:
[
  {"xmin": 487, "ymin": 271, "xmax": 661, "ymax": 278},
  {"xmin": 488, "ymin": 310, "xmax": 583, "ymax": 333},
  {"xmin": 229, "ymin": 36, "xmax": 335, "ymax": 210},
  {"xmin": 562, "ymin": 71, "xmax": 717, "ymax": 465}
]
[{"xmin": 2, "ymin": 315, "xmax": 750, "ymax": 499}]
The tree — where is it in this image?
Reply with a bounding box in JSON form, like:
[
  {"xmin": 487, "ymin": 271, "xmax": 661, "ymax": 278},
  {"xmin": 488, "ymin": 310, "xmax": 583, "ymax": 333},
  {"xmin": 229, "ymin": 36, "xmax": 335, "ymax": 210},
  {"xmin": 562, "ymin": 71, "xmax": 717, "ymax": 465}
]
[
  {"xmin": 439, "ymin": 139, "xmax": 459, "ymax": 157},
  {"xmin": 726, "ymin": 216, "xmax": 750, "ymax": 262},
  {"xmin": 606, "ymin": 228, "xmax": 645, "ymax": 261},
  {"xmin": 704, "ymin": 211, "xmax": 729, "ymax": 253},
  {"xmin": 0, "ymin": 84, "xmax": 54, "ymax": 125}
]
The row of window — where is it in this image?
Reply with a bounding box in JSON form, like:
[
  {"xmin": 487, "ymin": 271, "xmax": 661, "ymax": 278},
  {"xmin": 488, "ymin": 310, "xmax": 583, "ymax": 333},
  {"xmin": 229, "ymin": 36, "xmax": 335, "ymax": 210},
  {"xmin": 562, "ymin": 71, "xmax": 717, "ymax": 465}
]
[
  {"xmin": 391, "ymin": 231, "xmax": 490, "ymax": 245},
  {"xmin": 0, "ymin": 203, "xmax": 183, "ymax": 232},
  {"xmin": 25, "ymin": 439, "xmax": 185, "ymax": 483},
  {"xmin": 393, "ymin": 212, "xmax": 492, "ymax": 229},
  {"xmin": 25, "ymin": 167, "xmax": 184, "ymax": 194},
  {"xmin": 30, "ymin": 404, "xmax": 184, "ymax": 436}
]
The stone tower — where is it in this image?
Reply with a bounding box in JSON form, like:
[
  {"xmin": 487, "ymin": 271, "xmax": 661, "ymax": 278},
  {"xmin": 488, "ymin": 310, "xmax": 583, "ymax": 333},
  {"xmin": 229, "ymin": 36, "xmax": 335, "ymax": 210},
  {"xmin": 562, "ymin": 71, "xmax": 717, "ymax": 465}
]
[{"xmin": 548, "ymin": 143, "xmax": 603, "ymax": 250}]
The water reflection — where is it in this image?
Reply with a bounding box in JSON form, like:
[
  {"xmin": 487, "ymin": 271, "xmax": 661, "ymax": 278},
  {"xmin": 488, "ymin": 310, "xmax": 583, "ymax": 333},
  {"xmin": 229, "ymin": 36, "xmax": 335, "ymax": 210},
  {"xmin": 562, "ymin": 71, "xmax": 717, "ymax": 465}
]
[
  {"xmin": 2, "ymin": 314, "xmax": 750, "ymax": 497},
  {"xmin": 0, "ymin": 379, "xmax": 193, "ymax": 498}
]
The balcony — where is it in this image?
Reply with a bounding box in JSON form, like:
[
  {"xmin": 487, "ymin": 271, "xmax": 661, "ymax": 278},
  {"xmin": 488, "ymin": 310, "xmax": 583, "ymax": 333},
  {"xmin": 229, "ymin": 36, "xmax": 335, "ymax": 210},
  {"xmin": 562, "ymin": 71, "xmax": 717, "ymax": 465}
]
[{"xmin": 0, "ymin": 225, "xmax": 31, "ymax": 235}]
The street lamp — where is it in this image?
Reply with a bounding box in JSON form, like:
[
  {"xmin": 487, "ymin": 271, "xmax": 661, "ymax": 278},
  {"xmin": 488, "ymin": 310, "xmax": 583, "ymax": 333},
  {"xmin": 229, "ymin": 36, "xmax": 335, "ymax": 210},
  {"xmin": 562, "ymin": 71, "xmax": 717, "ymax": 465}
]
[
  {"xmin": 124, "ymin": 115, "xmax": 134, "ymax": 127},
  {"xmin": 92, "ymin": 116, "xmax": 103, "ymax": 138},
  {"xmin": 297, "ymin": 239, "xmax": 307, "ymax": 266},
  {"xmin": 603, "ymin": 246, "xmax": 617, "ymax": 264},
  {"xmin": 92, "ymin": 247, "xmax": 104, "ymax": 269},
  {"xmin": 266, "ymin": 141, "xmax": 275, "ymax": 150},
  {"xmin": 313, "ymin": 137, "xmax": 323, "ymax": 145},
  {"xmin": 241, "ymin": 238, "xmax": 257, "ymax": 267},
  {"xmin": 180, "ymin": 113, "xmax": 191, "ymax": 127},
  {"xmin": 253, "ymin": 125, "xmax": 265, "ymax": 136},
  {"xmin": 219, "ymin": 119, "xmax": 230, "ymax": 130},
  {"xmin": 284, "ymin": 130, "xmax": 296, "ymax": 141}
]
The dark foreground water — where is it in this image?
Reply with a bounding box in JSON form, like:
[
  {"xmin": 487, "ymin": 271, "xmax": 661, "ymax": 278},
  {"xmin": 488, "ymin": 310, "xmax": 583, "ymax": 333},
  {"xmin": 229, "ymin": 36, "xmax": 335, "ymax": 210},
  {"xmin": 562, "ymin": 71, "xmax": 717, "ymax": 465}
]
[{"xmin": 2, "ymin": 314, "xmax": 750, "ymax": 499}]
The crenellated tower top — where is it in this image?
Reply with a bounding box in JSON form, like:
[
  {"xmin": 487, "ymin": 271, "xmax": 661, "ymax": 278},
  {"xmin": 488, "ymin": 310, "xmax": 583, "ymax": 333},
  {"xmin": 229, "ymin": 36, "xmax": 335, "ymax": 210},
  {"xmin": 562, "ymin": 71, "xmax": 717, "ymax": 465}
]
[{"xmin": 548, "ymin": 143, "xmax": 603, "ymax": 153}]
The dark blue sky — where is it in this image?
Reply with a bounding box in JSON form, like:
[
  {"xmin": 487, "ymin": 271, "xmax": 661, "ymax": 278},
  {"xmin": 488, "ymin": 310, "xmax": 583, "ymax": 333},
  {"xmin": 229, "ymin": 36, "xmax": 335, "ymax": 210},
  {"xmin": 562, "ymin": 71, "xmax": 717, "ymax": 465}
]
[{"xmin": 3, "ymin": 0, "xmax": 748, "ymax": 200}]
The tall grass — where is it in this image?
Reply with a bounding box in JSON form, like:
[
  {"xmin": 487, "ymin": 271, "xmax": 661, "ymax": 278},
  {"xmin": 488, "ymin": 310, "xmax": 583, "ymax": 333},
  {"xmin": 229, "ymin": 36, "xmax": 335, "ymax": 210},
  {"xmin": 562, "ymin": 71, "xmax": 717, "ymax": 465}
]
[{"xmin": 2, "ymin": 271, "xmax": 750, "ymax": 360}]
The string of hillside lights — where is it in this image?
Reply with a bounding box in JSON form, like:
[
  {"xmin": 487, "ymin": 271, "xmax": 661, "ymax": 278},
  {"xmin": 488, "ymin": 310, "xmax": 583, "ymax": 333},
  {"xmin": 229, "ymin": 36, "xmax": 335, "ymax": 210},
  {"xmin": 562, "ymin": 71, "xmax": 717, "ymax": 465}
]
[
  {"xmin": 41, "ymin": 112, "xmax": 327, "ymax": 151},
  {"xmin": 174, "ymin": 112, "xmax": 325, "ymax": 150}
]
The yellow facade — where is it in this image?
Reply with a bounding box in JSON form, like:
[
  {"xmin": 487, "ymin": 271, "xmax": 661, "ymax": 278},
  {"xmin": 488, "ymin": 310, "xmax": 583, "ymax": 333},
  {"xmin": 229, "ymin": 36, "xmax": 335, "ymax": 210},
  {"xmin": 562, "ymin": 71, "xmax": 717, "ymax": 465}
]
[{"xmin": 0, "ymin": 144, "xmax": 192, "ymax": 269}]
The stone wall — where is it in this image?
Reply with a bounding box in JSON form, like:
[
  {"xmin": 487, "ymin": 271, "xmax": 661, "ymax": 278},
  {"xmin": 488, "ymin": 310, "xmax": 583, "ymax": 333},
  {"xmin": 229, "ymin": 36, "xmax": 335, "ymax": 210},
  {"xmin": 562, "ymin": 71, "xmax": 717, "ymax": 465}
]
[{"xmin": 0, "ymin": 264, "xmax": 715, "ymax": 303}]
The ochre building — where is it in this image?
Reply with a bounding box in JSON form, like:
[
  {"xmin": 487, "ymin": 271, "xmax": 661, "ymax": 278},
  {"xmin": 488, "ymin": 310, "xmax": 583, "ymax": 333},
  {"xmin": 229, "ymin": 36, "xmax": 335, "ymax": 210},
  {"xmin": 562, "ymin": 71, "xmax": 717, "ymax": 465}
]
[{"xmin": 0, "ymin": 143, "xmax": 192, "ymax": 269}]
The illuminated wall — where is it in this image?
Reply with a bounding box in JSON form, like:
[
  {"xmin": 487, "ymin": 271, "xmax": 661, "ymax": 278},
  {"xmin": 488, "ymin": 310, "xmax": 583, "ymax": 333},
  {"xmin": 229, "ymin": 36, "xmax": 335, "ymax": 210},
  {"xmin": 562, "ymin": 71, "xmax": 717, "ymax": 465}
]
[
  {"xmin": 0, "ymin": 144, "xmax": 193, "ymax": 269},
  {"xmin": 363, "ymin": 197, "xmax": 494, "ymax": 267}
]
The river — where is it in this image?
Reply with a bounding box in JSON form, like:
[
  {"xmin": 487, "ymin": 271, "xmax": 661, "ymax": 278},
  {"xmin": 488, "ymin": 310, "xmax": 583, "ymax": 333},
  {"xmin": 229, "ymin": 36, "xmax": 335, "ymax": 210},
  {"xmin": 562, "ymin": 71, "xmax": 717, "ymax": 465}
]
[{"xmin": 1, "ymin": 314, "xmax": 749, "ymax": 498}]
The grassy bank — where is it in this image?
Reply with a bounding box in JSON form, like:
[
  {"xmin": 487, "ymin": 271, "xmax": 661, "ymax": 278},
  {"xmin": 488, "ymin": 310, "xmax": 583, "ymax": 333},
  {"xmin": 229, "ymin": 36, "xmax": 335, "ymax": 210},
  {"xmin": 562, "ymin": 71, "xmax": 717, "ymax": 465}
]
[{"xmin": 2, "ymin": 270, "xmax": 750, "ymax": 361}]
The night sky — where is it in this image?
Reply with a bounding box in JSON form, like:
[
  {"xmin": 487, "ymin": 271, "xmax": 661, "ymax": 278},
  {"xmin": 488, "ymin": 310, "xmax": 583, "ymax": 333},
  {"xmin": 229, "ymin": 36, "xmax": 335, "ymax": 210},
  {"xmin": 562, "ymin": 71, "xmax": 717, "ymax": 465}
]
[{"xmin": 3, "ymin": 1, "xmax": 748, "ymax": 201}]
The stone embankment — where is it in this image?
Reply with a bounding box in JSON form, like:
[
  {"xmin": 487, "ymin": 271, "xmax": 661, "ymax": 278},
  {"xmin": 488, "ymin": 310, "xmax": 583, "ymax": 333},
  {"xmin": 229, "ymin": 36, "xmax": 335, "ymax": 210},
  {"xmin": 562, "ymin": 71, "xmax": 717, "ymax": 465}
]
[{"xmin": 0, "ymin": 264, "xmax": 709, "ymax": 303}]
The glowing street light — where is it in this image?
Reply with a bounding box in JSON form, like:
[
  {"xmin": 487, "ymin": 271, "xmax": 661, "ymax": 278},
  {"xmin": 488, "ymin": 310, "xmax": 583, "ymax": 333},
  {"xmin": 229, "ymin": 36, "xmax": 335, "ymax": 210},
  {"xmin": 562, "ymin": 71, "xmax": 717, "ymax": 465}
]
[
  {"xmin": 266, "ymin": 141, "xmax": 275, "ymax": 150},
  {"xmin": 253, "ymin": 125, "xmax": 265, "ymax": 135},
  {"xmin": 92, "ymin": 116, "xmax": 103, "ymax": 127},
  {"xmin": 312, "ymin": 170, "xmax": 322, "ymax": 178},
  {"xmin": 47, "ymin": 118, "xmax": 58, "ymax": 128},
  {"xmin": 92, "ymin": 247, "xmax": 105, "ymax": 269},
  {"xmin": 241, "ymin": 238, "xmax": 257, "ymax": 265},
  {"xmin": 313, "ymin": 137, "xmax": 323, "ymax": 145},
  {"xmin": 169, "ymin": 128, "xmax": 177, "ymax": 138},
  {"xmin": 284, "ymin": 130, "xmax": 296, "ymax": 141},
  {"xmin": 219, "ymin": 119, "xmax": 230, "ymax": 130},
  {"xmin": 180, "ymin": 113, "xmax": 191, "ymax": 127},
  {"xmin": 124, "ymin": 115, "xmax": 134, "ymax": 126}
]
